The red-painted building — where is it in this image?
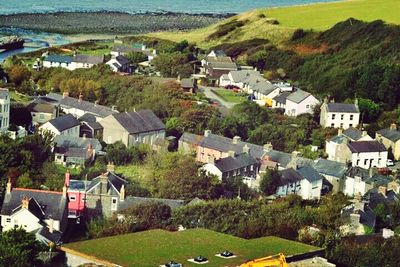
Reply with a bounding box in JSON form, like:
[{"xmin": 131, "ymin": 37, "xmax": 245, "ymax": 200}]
[{"xmin": 66, "ymin": 171, "xmax": 88, "ymax": 218}]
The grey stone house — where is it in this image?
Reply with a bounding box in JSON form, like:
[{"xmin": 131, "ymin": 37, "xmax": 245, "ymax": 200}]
[{"xmin": 100, "ymin": 109, "xmax": 165, "ymax": 148}]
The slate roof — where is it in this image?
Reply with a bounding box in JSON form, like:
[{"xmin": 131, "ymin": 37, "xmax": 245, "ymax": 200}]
[
  {"xmin": 348, "ymin": 141, "xmax": 387, "ymax": 153},
  {"xmin": 73, "ymin": 54, "xmax": 104, "ymax": 64},
  {"xmin": 78, "ymin": 113, "xmax": 103, "ymax": 130},
  {"xmin": 54, "ymin": 147, "xmax": 90, "ymax": 159},
  {"xmin": 112, "ymin": 44, "xmax": 152, "ymax": 56},
  {"xmin": 118, "ymin": 197, "xmax": 185, "ymax": 211},
  {"xmin": 365, "ymin": 188, "xmax": 399, "ymax": 210},
  {"xmin": 286, "ymin": 89, "xmax": 312, "ymax": 104},
  {"xmin": 297, "ymin": 165, "xmax": 324, "ymax": 183},
  {"xmin": 112, "ymin": 110, "xmax": 165, "ymax": 134},
  {"xmin": 86, "ymin": 172, "xmax": 128, "ymax": 196},
  {"xmin": 341, "ymin": 203, "xmax": 376, "ymax": 229},
  {"xmin": 377, "ymin": 127, "xmax": 400, "ymax": 142},
  {"xmin": 37, "ymin": 226, "xmax": 63, "ymax": 245},
  {"xmin": 343, "ymin": 127, "xmax": 364, "ymax": 141},
  {"xmin": 229, "ymin": 70, "xmax": 262, "ymax": 83},
  {"xmin": 0, "ymin": 88, "xmax": 9, "ymax": 98},
  {"xmin": 27, "ymin": 102, "xmax": 55, "ymax": 114},
  {"xmin": 54, "ymin": 135, "xmax": 102, "ymax": 151},
  {"xmin": 214, "ymin": 153, "xmax": 258, "ymax": 173},
  {"xmin": 327, "ymin": 103, "xmax": 359, "ymax": 113},
  {"xmin": 47, "ymin": 114, "xmax": 80, "ymax": 132},
  {"xmin": 273, "ymin": 91, "xmax": 291, "ymax": 105},
  {"xmin": 252, "ymin": 82, "xmax": 279, "ymax": 96},
  {"xmin": 46, "ymin": 93, "xmax": 117, "ymax": 118},
  {"xmin": 44, "ymin": 55, "xmax": 73, "ymax": 64},
  {"xmin": 115, "ymin": 55, "xmax": 130, "ymax": 65},
  {"xmin": 313, "ymin": 158, "xmax": 347, "ymax": 178},
  {"xmin": 1, "ymin": 188, "xmax": 67, "ymax": 221},
  {"xmin": 208, "ymin": 61, "xmax": 238, "ymax": 70},
  {"xmin": 279, "ymin": 168, "xmax": 303, "ymax": 185},
  {"xmin": 346, "ymin": 166, "xmax": 370, "ymax": 181}
]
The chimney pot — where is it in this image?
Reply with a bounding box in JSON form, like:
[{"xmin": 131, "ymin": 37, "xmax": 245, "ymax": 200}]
[
  {"xmin": 362, "ymin": 130, "xmax": 367, "ymax": 137},
  {"xmin": 338, "ymin": 128, "xmax": 343, "ymax": 136},
  {"xmin": 107, "ymin": 162, "xmax": 115, "ymax": 172},
  {"xmin": 120, "ymin": 184, "xmax": 125, "ymax": 201},
  {"xmin": 204, "ymin": 130, "xmax": 211, "ymax": 137},
  {"xmin": 62, "ymin": 92, "xmax": 69, "ymax": 99},
  {"xmin": 390, "ymin": 123, "xmax": 397, "ymax": 131},
  {"xmin": 228, "ymin": 150, "xmax": 236, "ymax": 158},
  {"xmin": 65, "ymin": 170, "xmax": 70, "ymax": 187},
  {"xmin": 49, "ymin": 218, "xmax": 54, "ymax": 234},
  {"xmin": 243, "ymin": 144, "xmax": 250, "ymax": 154},
  {"xmin": 6, "ymin": 178, "xmax": 12, "ymax": 194},
  {"xmin": 263, "ymin": 142, "xmax": 273, "ymax": 152},
  {"xmin": 78, "ymin": 93, "xmax": 84, "ymax": 102},
  {"xmin": 22, "ymin": 196, "xmax": 29, "ymax": 209},
  {"xmin": 232, "ymin": 136, "xmax": 241, "ymax": 144}
]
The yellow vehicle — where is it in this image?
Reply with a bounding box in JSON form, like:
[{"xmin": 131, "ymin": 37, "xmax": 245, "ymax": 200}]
[{"xmin": 239, "ymin": 253, "xmax": 288, "ymax": 267}]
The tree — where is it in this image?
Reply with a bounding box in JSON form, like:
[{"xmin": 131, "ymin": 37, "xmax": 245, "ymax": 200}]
[
  {"xmin": 358, "ymin": 98, "xmax": 380, "ymax": 123},
  {"xmin": 259, "ymin": 169, "xmax": 281, "ymax": 196},
  {"xmin": 10, "ymin": 103, "xmax": 32, "ymax": 128},
  {"xmin": 125, "ymin": 51, "xmax": 148, "ymax": 66},
  {"xmin": 7, "ymin": 64, "xmax": 31, "ymax": 87},
  {"xmin": 0, "ymin": 227, "xmax": 44, "ymax": 267}
]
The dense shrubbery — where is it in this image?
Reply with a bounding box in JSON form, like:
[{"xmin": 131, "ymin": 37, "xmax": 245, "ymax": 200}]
[{"xmin": 207, "ymin": 19, "xmax": 248, "ymax": 40}]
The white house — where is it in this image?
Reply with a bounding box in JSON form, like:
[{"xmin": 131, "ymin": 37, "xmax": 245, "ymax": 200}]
[
  {"xmin": 320, "ymin": 99, "xmax": 360, "ymax": 129},
  {"xmin": 43, "ymin": 54, "xmax": 104, "ymax": 71},
  {"xmin": 276, "ymin": 165, "xmax": 324, "ymax": 200},
  {"xmin": 110, "ymin": 44, "xmax": 157, "ymax": 62},
  {"xmin": 0, "ymin": 88, "xmax": 10, "ymax": 133},
  {"xmin": 343, "ymin": 167, "xmax": 374, "ymax": 197},
  {"xmin": 106, "ymin": 55, "xmax": 131, "ymax": 73},
  {"xmin": 348, "ymin": 141, "xmax": 388, "ymax": 169},
  {"xmin": 0, "ymin": 180, "xmax": 68, "ymax": 245},
  {"xmin": 284, "ymin": 89, "xmax": 320, "ymax": 117},
  {"xmin": 27, "ymin": 100, "xmax": 57, "ymax": 125},
  {"xmin": 219, "ymin": 69, "xmax": 264, "ymax": 88},
  {"xmin": 39, "ymin": 114, "xmax": 80, "ymax": 138}
]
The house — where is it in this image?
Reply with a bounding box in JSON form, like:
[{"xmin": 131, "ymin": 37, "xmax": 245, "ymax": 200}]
[
  {"xmin": 276, "ymin": 165, "xmax": 324, "ymax": 200},
  {"xmin": 0, "ymin": 88, "xmax": 10, "ymax": 133},
  {"xmin": 348, "ymin": 141, "xmax": 388, "ymax": 169},
  {"xmin": 180, "ymin": 78, "xmax": 197, "ymax": 94},
  {"xmin": 54, "ymin": 135, "xmax": 102, "ymax": 167},
  {"xmin": 343, "ymin": 167, "xmax": 374, "ymax": 197},
  {"xmin": 320, "ymin": 99, "xmax": 360, "ymax": 129},
  {"xmin": 27, "ymin": 100, "xmax": 57, "ymax": 125},
  {"xmin": 313, "ymin": 158, "xmax": 347, "ymax": 194},
  {"xmin": 250, "ymin": 82, "xmax": 281, "ymax": 107},
  {"xmin": 39, "ymin": 114, "xmax": 80, "ymax": 137},
  {"xmin": 326, "ymin": 127, "xmax": 373, "ymax": 163},
  {"xmin": 106, "ymin": 55, "xmax": 132, "ymax": 73},
  {"xmin": 43, "ymin": 54, "xmax": 104, "ymax": 71},
  {"xmin": 376, "ymin": 123, "xmax": 400, "ymax": 160},
  {"xmin": 0, "ymin": 179, "xmax": 68, "ymax": 245},
  {"xmin": 201, "ymin": 146, "xmax": 259, "ymax": 182},
  {"xmin": 78, "ymin": 113, "xmax": 104, "ymax": 138},
  {"xmin": 365, "ymin": 186, "xmax": 399, "ymax": 210},
  {"xmin": 100, "ymin": 109, "xmax": 165, "ymax": 148},
  {"xmin": 45, "ymin": 92, "xmax": 117, "ymax": 121},
  {"xmin": 341, "ymin": 199, "xmax": 376, "ymax": 236},
  {"xmin": 284, "ymin": 89, "xmax": 320, "ymax": 116},
  {"xmin": 219, "ymin": 69, "xmax": 263, "ymax": 89},
  {"xmin": 272, "ymin": 91, "xmax": 291, "ymax": 109},
  {"xmin": 110, "ymin": 44, "xmax": 157, "ymax": 62},
  {"xmin": 201, "ymin": 50, "xmax": 238, "ymax": 82}
]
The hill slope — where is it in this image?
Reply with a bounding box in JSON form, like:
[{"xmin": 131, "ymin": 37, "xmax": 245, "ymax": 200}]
[{"xmin": 147, "ymin": 0, "xmax": 400, "ymax": 48}]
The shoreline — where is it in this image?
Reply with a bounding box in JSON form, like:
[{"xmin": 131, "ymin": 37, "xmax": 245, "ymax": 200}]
[{"xmin": 0, "ymin": 11, "xmax": 231, "ymax": 35}]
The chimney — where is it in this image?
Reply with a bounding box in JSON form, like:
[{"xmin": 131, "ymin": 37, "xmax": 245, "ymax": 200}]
[
  {"xmin": 62, "ymin": 184, "xmax": 67, "ymax": 198},
  {"xmin": 378, "ymin": 186, "xmax": 387, "ymax": 197},
  {"xmin": 49, "ymin": 218, "xmax": 54, "ymax": 234},
  {"xmin": 111, "ymin": 105, "xmax": 117, "ymax": 111},
  {"xmin": 388, "ymin": 180, "xmax": 400, "ymax": 194},
  {"xmin": 362, "ymin": 130, "xmax": 368, "ymax": 137},
  {"xmin": 323, "ymin": 97, "xmax": 329, "ymax": 105},
  {"xmin": 228, "ymin": 150, "xmax": 236, "ymax": 158},
  {"xmin": 87, "ymin": 143, "xmax": 94, "ymax": 159},
  {"xmin": 94, "ymin": 100, "xmax": 98, "ymax": 106},
  {"xmin": 354, "ymin": 200, "xmax": 365, "ymax": 212},
  {"xmin": 232, "ymin": 136, "xmax": 241, "ymax": 144},
  {"xmin": 62, "ymin": 92, "xmax": 69, "ymax": 99},
  {"xmin": 65, "ymin": 170, "xmax": 71, "ymax": 187},
  {"xmin": 107, "ymin": 162, "xmax": 115, "ymax": 173},
  {"xmin": 21, "ymin": 196, "xmax": 29, "ymax": 209},
  {"xmin": 338, "ymin": 128, "xmax": 343, "ymax": 136},
  {"xmin": 6, "ymin": 178, "xmax": 12, "ymax": 194},
  {"xmin": 204, "ymin": 130, "xmax": 211, "ymax": 137},
  {"xmin": 78, "ymin": 93, "xmax": 84, "ymax": 102},
  {"xmin": 207, "ymin": 155, "xmax": 215, "ymax": 165},
  {"xmin": 350, "ymin": 213, "xmax": 361, "ymax": 225},
  {"xmin": 153, "ymin": 49, "xmax": 157, "ymax": 56},
  {"xmin": 243, "ymin": 144, "xmax": 250, "ymax": 154},
  {"xmin": 263, "ymin": 142, "xmax": 273, "ymax": 153},
  {"xmin": 390, "ymin": 123, "xmax": 397, "ymax": 131},
  {"xmin": 100, "ymin": 173, "xmax": 108, "ymax": 194},
  {"xmin": 120, "ymin": 184, "xmax": 125, "ymax": 201}
]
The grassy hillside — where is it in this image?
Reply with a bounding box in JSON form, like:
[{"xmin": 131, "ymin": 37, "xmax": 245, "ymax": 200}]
[
  {"xmin": 65, "ymin": 228, "xmax": 318, "ymax": 267},
  {"xmin": 147, "ymin": 0, "xmax": 400, "ymax": 48}
]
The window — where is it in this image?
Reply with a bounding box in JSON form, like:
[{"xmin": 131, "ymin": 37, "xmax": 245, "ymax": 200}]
[
  {"xmin": 250, "ymin": 165, "xmax": 254, "ymax": 171},
  {"xmin": 364, "ymin": 159, "xmax": 368, "ymax": 165},
  {"xmin": 306, "ymin": 105, "xmax": 310, "ymax": 109},
  {"xmin": 349, "ymin": 124, "xmax": 353, "ymax": 127},
  {"xmin": 6, "ymin": 218, "xmax": 11, "ymax": 223},
  {"xmin": 350, "ymin": 114, "xmax": 354, "ymax": 120},
  {"xmin": 332, "ymin": 114, "xmax": 336, "ymax": 120},
  {"xmin": 111, "ymin": 197, "xmax": 118, "ymax": 211},
  {"xmin": 340, "ymin": 123, "xmax": 343, "ymax": 128},
  {"xmin": 331, "ymin": 123, "xmax": 334, "ymax": 127},
  {"xmin": 341, "ymin": 114, "xmax": 344, "ymax": 120},
  {"xmin": 69, "ymin": 195, "xmax": 76, "ymax": 202}
]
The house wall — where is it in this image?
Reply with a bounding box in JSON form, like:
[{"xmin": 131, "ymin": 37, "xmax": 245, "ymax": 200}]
[
  {"xmin": 321, "ymin": 110, "xmax": 360, "ymax": 129},
  {"xmin": 300, "ymin": 178, "xmax": 323, "ymax": 200},
  {"xmin": 376, "ymin": 135, "xmax": 400, "ymax": 160},
  {"xmin": 326, "ymin": 141, "xmax": 352, "ymax": 163},
  {"xmin": 276, "ymin": 180, "xmax": 301, "ymax": 197},
  {"xmin": 285, "ymin": 95, "xmax": 319, "ymax": 117},
  {"xmin": 68, "ymin": 190, "xmax": 86, "ymax": 218},
  {"xmin": 100, "ymin": 116, "xmax": 129, "ymax": 146},
  {"xmin": 43, "ymin": 60, "xmax": 95, "ymax": 71},
  {"xmin": 85, "ymin": 193, "xmax": 120, "ymax": 218},
  {"xmin": 196, "ymin": 146, "xmax": 225, "ymax": 163},
  {"xmin": 343, "ymin": 176, "xmax": 373, "ymax": 196},
  {"xmin": 39, "ymin": 123, "xmax": 79, "ymax": 138},
  {"xmin": 351, "ymin": 151, "xmax": 388, "ymax": 169},
  {"xmin": 31, "ymin": 111, "xmax": 55, "ymax": 125},
  {"xmin": 0, "ymin": 92, "xmax": 10, "ymax": 132},
  {"xmin": 1, "ymin": 209, "xmax": 42, "ymax": 232},
  {"xmin": 202, "ymin": 164, "xmax": 223, "ymax": 179},
  {"xmin": 127, "ymin": 130, "xmax": 166, "ymax": 147},
  {"xmin": 39, "ymin": 123, "xmax": 61, "ymax": 137}
]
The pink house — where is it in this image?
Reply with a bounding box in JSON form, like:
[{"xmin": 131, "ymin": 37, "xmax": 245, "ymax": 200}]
[{"xmin": 66, "ymin": 171, "xmax": 88, "ymax": 218}]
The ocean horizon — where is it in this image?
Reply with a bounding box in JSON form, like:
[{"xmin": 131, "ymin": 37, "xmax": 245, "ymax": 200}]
[{"xmin": 1, "ymin": 0, "xmax": 336, "ymax": 15}]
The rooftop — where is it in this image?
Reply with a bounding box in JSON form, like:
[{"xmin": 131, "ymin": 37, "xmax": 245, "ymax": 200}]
[
  {"xmin": 377, "ymin": 127, "xmax": 400, "ymax": 142},
  {"xmin": 286, "ymin": 89, "xmax": 312, "ymax": 104},
  {"xmin": 214, "ymin": 153, "xmax": 258, "ymax": 173},
  {"xmin": 111, "ymin": 110, "xmax": 165, "ymax": 134},
  {"xmin": 348, "ymin": 141, "xmax": 387, "ymax": 153},
  {"xmin": 326, "ymin": 103, "xmax": 359, "ymax": 113},
  {"xmin": 46, "ymin": 114, "xmax": 80, "ymax": 132}
]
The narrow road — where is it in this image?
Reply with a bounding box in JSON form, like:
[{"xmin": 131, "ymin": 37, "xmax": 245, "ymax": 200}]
[{"xmin": 200, "ymin": 86, "xmax": 236, "ymax": 109}]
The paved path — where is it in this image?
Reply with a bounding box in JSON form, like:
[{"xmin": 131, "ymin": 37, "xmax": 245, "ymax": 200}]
[{"xmin": 200, "ymin": 86, "xmax": 236, "ymax": 109}]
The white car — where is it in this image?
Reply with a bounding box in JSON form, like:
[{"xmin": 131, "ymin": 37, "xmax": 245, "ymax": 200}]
[{"xmin": 387, "ymin": 159, "xmax": 395, "ymax": 166}]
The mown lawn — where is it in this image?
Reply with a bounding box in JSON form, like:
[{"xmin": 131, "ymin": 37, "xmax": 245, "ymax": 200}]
[
  {"xmin": 65, "ymin": 228, "xmax": 318, "ymax": 267},
  {"xmin": 211, "ymin": 88, "xmax": 247, "ymax": 103}
]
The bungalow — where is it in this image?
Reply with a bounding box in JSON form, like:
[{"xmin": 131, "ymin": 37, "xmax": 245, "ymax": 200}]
[
  {"xmin": 376, "ymin": 123, "xmax": 400, "ymax": 160},
  {"xmin": 54, "ymin": 135, "xmax": 102, "ymax": 167},
  {"xmin": 39, "ymin": 114, "xmax": 80, "ymax": 138},
  {"xmin": 43, "ymin": 54, "xmax": 104, "ymax": 71},
  {"xmin": 0, "ymin": 180, "xmax": 68, "ymax": 245},
  {"xmin": 320, "ymin": 99, "xmax": 360, "ymax": 129},
  {"xmin": 348, "ymin": 141, "xmax": 388, "ymax": 169},
  {"xmin": 284, "ymin": 89, "xmax": 320, "ymax": 117},
  {"xmin": 110, "ymin": 44, "xmax": 157, "ymax": 62},
  {"xmin": 0, "ymin": 88, "xmax": 10, "ymax": 133},
  {"xmin": 100, "ymin": 109, "xmax": 165, "ymax": 148},
  {"xmin": 106, "ymin": 55, "xmax": 132, "ymax": 73},
  {"xmin": 27, "ymin": 100, "xmax": 57, "ymax": 125},
  {"xmin": 201, "ymin": 50, "xmax": 237, "ymax": 82},
  {"xmin": 219, "ymin": 69, "xmax": 263, "ymax": 89},
  {"xmin": 326, "ymin": 127, "xmax": 373, "ymax": 163}
]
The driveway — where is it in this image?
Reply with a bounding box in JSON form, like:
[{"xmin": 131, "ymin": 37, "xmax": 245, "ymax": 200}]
[{"xmin": 200, "ymin": 86, "xmax": 236, "ymax": 109}]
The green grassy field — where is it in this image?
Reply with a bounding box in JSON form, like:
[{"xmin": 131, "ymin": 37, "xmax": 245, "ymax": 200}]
[
  {"xmin": 65, "ymin": 228, "xmax": 318, "ymax": 267},
  {"xmin": 211, "ymin": 89, "xmax": 247, "ymax": 103},
  {"xmin": 147, "ymin": 0, "xmax": 400, "ymax": 48}
]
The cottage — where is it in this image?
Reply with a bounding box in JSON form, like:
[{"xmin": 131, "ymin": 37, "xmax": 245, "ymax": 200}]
[
  {"xmin": 78, "ymin": 113, "xmax": 104, "ymax": 138},
  {"xmin": 201, "ymin": 50, "xmax": 238, "ymax": 82},
  {"xmin": 100, "ymin": 109, "xmax": 165, "ymax": 148},
  {"xmin": 313, "ymin": 158, "xmax": 347, "ymax": 194},
  {"xmin": 271, "ymin": 91, "xmax": 291, "ymax": 109},
  {"xmin": 343, "ymin": 167, "xmax": 374, "ymax": 197},
  {"xmin": 0, "ymin": 88, "xmax": 10, "ymax": 133},
  {"xmin": 219, "ymin": 69, "xmax": 263, "ymax": 89},
  {"xmin": 284, "ymin": 89, "xmax": 320, "ymax": 116},
  {"xmin": 106, "ymin": 55, "xmax": 132, "ymax": 73},
  {"xmin": 0, "ymin": 180, "xmax": 68, "ymax": 245},
  {"xmin": 341, "ymin": 199, "xmax": 376, "ymax": 236},
  {"xmin": 43, "ymin": 54, "xmax": 104, "ymax": 71},
  {"xmin": 39, "ymin": 114, "xmax": 80, "ymax": 138},
  {"xmin": 376, "ymin": 123, "xmax": 400, "ymax": 160},
  {"xmin": 320, "ymin": 99, "xmax": 360, "ymax": 129},
  {"xmin": 348, "ymin": 141, "xmax": 388, "ymax": 169},
  {"xmin": 110, "ymin": 44, "xmax": 157, "ymax": 62},
  {"xmin": 27, "ymin": 100, "xmax": 57, "ymax": 125}
]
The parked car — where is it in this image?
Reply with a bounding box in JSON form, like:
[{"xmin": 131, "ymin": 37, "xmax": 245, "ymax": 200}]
[{"xmin": 387, "ymin": 159, "xmax": 395, "ymax": 166}]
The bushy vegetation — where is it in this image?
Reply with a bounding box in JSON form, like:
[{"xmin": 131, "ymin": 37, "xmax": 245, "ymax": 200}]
[{"xmin": 207, "ymin": 19, "xmax": 248, "ymax": 40}]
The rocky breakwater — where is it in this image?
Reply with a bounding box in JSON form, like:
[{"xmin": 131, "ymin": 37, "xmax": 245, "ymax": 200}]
[{"xmin": 0, "ymin": 36, "xmax": 25, "ymax": 51}]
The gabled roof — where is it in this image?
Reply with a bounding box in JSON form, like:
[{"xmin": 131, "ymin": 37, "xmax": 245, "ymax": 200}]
[
  {"xmin": 286, "ymin": 89, "xmax": 312, "ymax": 104},
  {"xmin": 214, "ymin": 153, "xmax": 258, "ymax": 173},
  {"xmin": 37, "ymin": 226, "xmax": 63, "ymax": 245},
  {"xmin": 297, "ymin": 165, "xmax": 324, "ymax": 183},
  {"xmin": 46, "ymin": 114, "xmax": 80, "ymax": 132},
  {"xmin": 377, "ymin": 127, "xmax": 400, "ymax": 142},
  {"xmin": 208, "ymin": 61, "xmax": 238, "ymax": 70},
  {"xmin": 54, "ymin": 135, "xmax": 102, "ymax": 151},
  {"xmin": 27, "ymin": 102, "xmax": 55, "ymax": 114},
  {"xmin": 273, "ymin": 91, "xmax": 291, "ymax": 105},
  {"xmin": 115, "ymin": 55, "xmax": 130, "ymax": 65},
  {"xmin": 1, "ymin": 188, "xmax": 67, "ymax": 221},
  {"xmin": 11, "ymin": 197, "xmax": 45, "ymax": 220},
  {"xmin": 348, "ymin": 141, "xmax": 387, "ymax": 153},
  {"xmin": 279, "ymin": 168, "xmax": 303, "ymax": 185},
  {"xmin": 326, "ymin": 103, "xmax": 359, "ymax": 113},
  {"xmin": 341, "ymin": 203, "xmax": 376, "ymax": 229},
  {"xmin": 86, "ymin": 172, "xmax": 128, "ymax": 196},
  {"xmin": 78, "ymin": 113, "xmax": 103, "ymax": 130},
  {"xmin": 54, "ymin": 147, "xmax": 91, "ymax": 159},
  {"xmin": 73, "ymin": 54, "xmax": 104, "ymax": 64},
  {"xmin": 111, "ymin": 110, "xmax": 165, "ymax": 134},
  {"xmin": 229, "ymin": 70, "xmax": 262, "ymax": 83},
  {"xmin": 313, "ymin": 158, "xmax": 347, "ymax": 178},
  {"xmin": 365, "ymin": 188, "xmax": 399, "ymax": 210},
  {"xmin": 251, "ymin": 81, "xmax": 279, "ymax": 96},
  {"xmin": 44, "ymin": 55, "xmax": 73, "ymax": 64},
  {"xmin": 343, "ymin": 127, "xmax": 364, "ymax": 141}
]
